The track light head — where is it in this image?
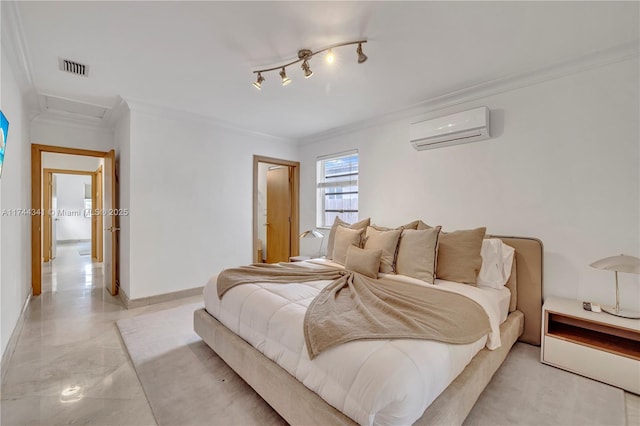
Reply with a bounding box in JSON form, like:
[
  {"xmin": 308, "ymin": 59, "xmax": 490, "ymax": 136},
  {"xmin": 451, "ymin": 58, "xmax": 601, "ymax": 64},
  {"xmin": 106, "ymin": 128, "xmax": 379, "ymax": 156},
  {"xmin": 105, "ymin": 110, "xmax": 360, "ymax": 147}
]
[
  {"xmin": 357, "ymin": 43, "xmax": 367, "ymax": 64},
  {"xmin": 279, "ymin": 68, "xmax": 291, "ymax": 86},
  {"xmin": 325, "ymin": 49, "xmax": 335, "ymax": 64},
  {"xmin": 253, "ymin": 72, "xmax": 265, "ymax": 90},
  {"xmin": 301, "ymin": 60, "xmax": 313, "ymax": 78}
]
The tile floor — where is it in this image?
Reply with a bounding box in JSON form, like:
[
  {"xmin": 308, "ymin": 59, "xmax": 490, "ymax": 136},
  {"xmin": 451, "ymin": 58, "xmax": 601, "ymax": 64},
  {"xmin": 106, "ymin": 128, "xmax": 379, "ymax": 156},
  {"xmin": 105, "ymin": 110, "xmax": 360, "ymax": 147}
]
[
  {"xmin": 1, "ymin": 242, "xmax": 200, "ymax": 425},
  {"xmin": 1, "ymin": 242, "xmax": 638, "ymax": 425}
]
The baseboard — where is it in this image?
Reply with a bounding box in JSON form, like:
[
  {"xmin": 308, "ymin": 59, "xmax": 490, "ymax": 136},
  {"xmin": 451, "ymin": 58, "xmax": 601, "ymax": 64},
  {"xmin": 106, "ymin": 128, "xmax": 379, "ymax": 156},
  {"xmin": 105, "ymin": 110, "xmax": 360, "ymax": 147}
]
[
  {"xmin": 118, "ymin": 286, "xmax": 203, "ymax": 310},
  {"xmin": 1, "ymin": 292, "xmax": 32, "ymax": 383}
]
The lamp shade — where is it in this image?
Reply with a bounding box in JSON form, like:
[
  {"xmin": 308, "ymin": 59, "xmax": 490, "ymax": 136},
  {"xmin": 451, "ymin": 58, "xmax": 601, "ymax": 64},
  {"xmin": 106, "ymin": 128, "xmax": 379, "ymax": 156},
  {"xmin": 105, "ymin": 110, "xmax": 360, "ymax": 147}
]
[
  {"xmin": 357, "ymin": 43, "xmax": 368, "ymax": 63},
  {"xmin": 590, "ymin": 254, "xmax": 640, "ymax": 274},
  {"xmin": 300, "ymin": 229, "xmax": 323, "ymax": 238}
]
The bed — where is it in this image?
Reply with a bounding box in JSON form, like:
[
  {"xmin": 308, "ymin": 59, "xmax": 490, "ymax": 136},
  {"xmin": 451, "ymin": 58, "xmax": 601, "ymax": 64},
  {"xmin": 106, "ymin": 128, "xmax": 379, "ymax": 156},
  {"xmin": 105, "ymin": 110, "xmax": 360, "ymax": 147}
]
[{"xmin": 194, "ymin": 235, "xmax": 543, "ymax": 425}]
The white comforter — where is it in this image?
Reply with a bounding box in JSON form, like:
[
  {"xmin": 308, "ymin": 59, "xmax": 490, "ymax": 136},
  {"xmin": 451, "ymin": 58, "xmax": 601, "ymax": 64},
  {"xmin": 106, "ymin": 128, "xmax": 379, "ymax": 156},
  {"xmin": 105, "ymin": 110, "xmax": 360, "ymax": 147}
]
[{"xmin": 203, "ymin": 259, "xmax": 510, "ymax": 426}]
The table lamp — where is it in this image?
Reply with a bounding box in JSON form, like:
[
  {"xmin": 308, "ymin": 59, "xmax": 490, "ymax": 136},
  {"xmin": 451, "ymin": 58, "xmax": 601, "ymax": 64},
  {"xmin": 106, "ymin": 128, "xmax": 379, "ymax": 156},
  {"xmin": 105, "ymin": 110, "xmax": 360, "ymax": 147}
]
[
  {"xmin": 590, "ymin": 254, "xmax": 640, "ymax": 319},
  {"xmin": 299, "ymin": 229, "xmax": 325, "ymax": 258}
]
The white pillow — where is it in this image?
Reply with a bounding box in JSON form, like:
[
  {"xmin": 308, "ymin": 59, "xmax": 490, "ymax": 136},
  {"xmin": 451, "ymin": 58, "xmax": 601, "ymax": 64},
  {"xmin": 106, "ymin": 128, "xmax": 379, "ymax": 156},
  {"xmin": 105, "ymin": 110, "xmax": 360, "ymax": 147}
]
[{"xmin": 477, "ymin": 239, "xmax": 515, "ymax": 289}]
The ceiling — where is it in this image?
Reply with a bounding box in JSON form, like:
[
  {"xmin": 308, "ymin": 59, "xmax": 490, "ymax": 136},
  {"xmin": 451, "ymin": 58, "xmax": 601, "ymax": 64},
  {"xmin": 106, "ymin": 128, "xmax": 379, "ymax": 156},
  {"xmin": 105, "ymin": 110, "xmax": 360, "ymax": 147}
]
[{"xmin": 12, "ymin": 1, "xmax": 640, "ymax": 140}]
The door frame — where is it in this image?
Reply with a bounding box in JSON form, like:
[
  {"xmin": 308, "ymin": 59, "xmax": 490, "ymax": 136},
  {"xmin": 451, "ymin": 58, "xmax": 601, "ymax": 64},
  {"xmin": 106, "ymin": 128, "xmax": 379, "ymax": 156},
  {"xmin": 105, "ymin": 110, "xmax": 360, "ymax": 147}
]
[
  {"xmin": 42, "ymin": 168, "xmax": 97, "ymax": 262},
  {"xmin": 93, "ymin": 165, "xmax": 104, "ymax": 262},
  {"xmin": 253, "ymin": 155, "xmax": 300, "ymax": 263},
  {"xmin": 31, "ymin": 144, "xmax": 109, "ymax": 296}
]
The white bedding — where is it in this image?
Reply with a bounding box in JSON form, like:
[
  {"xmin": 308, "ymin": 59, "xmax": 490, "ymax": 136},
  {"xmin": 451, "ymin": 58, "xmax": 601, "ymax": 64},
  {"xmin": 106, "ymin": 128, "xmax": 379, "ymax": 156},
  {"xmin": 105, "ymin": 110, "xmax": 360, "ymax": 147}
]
[{"xmin": 203, "ymin": 259, "xmax": 511, "ymax": 426}]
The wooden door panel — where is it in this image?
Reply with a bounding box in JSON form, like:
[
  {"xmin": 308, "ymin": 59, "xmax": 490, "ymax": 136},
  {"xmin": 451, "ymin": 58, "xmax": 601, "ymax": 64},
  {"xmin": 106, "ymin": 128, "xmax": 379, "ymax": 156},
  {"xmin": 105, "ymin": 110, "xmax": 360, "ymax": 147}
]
[
  {"xmin": 95, "ymin": 166, "xmax": 103, "ymax": 262},
  {"xmin": 266, "ymin": 167, "xmax": 291, "ymax": 263}
]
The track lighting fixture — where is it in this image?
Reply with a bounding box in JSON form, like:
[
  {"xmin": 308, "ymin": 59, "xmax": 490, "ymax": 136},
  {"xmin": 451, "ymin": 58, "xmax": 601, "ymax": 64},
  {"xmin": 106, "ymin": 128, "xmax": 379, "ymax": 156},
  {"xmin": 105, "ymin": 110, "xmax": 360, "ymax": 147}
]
[
  {"xmin": 251, "ymin": 40, "xmax": 367, "ymax": 89},
  {"xmin": 301, "ymin": 60, "xmax": 313, "ymax": 78},
  {"xmin": 279, "ymin": 68, "xmax": 291, "ymax": 86},
  {"xmin": 253, "ymin": 72, "xmax": 265, "ymax": 90}
]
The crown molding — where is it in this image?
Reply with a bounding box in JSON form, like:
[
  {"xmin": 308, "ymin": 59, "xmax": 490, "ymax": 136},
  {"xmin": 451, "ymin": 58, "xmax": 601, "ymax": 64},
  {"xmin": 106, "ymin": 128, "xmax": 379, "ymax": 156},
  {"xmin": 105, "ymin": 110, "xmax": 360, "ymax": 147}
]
[
  {"xmin": 106, "ymin": 97, "xmax": 129, "ymax": 129},
  {"xmin": 122, "ymin": 97, "xmax": 297, "ymax": 145},
  {"xmin": 1, "ymin": 1, "xmax": 35, "ymax": 94},
  {"xmin": 300, "ymin": 41, "xmax": 640, "ymax": 145}
]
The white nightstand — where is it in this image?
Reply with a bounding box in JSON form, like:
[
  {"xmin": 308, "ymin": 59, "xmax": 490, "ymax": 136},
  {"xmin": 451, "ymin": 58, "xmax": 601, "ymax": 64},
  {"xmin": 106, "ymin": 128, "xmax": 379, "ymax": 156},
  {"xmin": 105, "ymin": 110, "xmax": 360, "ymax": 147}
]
[{"xmin": 541, "ymin": 297, "xmax": 640, "ymax": 393}]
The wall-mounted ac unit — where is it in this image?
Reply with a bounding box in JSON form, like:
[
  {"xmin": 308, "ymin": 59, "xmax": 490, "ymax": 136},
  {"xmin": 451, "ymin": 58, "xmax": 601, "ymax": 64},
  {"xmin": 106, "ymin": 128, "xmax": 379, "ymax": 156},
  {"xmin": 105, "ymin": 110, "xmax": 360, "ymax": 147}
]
[{"xmin": 409, "ymin": 106, "xmax": 491, "ymax": 151}]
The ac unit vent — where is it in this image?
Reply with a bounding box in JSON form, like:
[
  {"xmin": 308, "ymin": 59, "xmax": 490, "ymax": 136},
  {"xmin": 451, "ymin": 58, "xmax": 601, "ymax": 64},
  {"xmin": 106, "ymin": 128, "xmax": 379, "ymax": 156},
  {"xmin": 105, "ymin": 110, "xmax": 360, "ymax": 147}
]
[
  {"xmin": 59, "ymin": 58, "xmax": 89, "ymax": 77},
  {"xmin": 409, "ymin": 106, "xmax": 491, "ymax": 151}
]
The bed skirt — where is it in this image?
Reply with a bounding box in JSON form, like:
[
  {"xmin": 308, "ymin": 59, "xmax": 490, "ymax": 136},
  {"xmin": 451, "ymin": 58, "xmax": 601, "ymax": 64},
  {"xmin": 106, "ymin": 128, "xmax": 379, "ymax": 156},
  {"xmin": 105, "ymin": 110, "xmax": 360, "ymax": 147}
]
[{"xmin": 194, "ymin": 308, "xmax": 524, "ymax": 425}]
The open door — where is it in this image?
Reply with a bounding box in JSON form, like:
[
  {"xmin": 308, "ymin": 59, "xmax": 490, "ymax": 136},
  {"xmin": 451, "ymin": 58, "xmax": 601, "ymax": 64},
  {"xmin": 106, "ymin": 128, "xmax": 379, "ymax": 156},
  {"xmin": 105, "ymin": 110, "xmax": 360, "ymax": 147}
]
[
  {"xmin": 252, "ymin": 155, "xmax": 299, "ymax": 264},
  {"xmin": 266, "ymin": 166, "xmax": 291, "ymax": 263},
  {"xmin": 42, "ymin": 171, "xmax": 60, "ymax": 262},
  {"xmin": 103, "ymin": 150, "xmax": 119, "ymax": 295},
  {"xmin": 92, "ymin": 166, "xmax": 103, "ymax": 262}
]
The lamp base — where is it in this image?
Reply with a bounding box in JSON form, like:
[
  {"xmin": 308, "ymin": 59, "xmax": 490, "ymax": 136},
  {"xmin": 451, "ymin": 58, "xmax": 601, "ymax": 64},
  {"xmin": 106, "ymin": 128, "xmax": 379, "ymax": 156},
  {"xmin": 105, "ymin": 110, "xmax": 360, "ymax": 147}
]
[{"xmin": 601, "ymin": 306, "xmax": 640, "ymax": 320}]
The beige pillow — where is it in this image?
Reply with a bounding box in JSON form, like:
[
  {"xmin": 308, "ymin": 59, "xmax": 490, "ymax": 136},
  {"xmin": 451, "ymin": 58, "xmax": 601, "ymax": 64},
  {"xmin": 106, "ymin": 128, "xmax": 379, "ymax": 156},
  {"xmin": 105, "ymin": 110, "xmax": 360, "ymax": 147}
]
[
  {"xmin": 326, "ymin": 217, "xmax": 370, "ymax": 259},
  {"xmin": 402, "ymin": 220, "xmax": 420, "ymax": 230},
  {"xmin": 395, "ymin": 227, "xmax": 441, "ymax": 284},
  {"xmin": 371, "ymin": 220, "xmax": 420, "ymax": 231},
  {"xmin": 436, "ymin": 227, "xmax": 487, "ymax": 285},
  {"xmin": 416, "ymin": 220, "xmax": 432, "ymax": 230},
  {"xmin": 332, "ymin": 226, "xmax": 365, "ymax": 265},
  {"xmin": 363, "ymin": 226, "xmax": 402, "ymax": 273},
  {"xmin": 344, "ymin": 246, "xmax": 383, "ymax": 279}
]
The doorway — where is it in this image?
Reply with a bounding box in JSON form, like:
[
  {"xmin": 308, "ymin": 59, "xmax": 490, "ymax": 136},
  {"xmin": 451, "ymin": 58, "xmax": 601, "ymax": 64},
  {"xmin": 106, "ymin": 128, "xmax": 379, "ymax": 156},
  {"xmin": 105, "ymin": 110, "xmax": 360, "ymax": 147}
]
[
  {"xmin": 42, "ymin": 169, "xmax": 102, "ymax": 263},
  {"xmin": 31, "ymin": 144, "xmax": 118, "ymax": 297},
  {"xmin": 253, "ymin": 155, "xmax": 300, "ymax": 263}
]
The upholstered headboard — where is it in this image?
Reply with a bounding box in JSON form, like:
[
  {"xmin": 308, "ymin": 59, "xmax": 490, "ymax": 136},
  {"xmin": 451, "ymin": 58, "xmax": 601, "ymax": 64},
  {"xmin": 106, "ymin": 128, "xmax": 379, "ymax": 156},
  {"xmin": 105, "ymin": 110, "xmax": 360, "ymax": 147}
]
[{"xmin": 490, "ymin": 236, "xmax": 544, "ymax": 345}]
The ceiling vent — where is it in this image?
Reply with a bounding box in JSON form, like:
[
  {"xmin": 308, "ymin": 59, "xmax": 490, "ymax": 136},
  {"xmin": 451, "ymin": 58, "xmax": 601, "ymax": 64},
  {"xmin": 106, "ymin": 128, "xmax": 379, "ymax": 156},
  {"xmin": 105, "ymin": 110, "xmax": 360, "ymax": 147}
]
[{"xmin": 59, "ymin": 58, "xmax": 89, "ymax": 77}]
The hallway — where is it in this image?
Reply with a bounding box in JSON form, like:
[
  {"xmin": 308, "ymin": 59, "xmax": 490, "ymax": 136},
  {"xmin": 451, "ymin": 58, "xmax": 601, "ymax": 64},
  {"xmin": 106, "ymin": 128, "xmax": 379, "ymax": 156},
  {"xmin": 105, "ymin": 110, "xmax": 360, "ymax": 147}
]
[
  {"xmin": 41, "ymin": 241, "xmax": 103, "ymax": 293},
  {"xmin": 1, "ymin": 243, "xmax": 198, "ymax": 425}
]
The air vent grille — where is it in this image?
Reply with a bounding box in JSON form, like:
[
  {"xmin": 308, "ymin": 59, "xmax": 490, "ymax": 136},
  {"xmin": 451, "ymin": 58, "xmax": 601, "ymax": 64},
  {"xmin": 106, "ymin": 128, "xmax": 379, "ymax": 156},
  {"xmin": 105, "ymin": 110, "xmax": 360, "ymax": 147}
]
[{"xmin": 59, "ymin": 58, "xmax": 89, "ymax": 77}]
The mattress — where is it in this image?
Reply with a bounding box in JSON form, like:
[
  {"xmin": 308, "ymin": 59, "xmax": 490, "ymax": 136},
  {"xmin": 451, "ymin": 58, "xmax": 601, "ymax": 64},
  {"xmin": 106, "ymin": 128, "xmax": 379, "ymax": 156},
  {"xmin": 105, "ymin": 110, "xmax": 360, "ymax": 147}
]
[{"xmin": 203, "ymin": 259, "xmax": 511, "ymax": 426}]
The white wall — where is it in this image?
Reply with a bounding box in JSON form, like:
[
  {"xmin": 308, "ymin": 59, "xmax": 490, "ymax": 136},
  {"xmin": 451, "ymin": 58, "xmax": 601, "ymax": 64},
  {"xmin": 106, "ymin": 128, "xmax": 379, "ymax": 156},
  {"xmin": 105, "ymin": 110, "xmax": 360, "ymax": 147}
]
[
  {"xmin": 113, "ymin": 105, "xmax": 131, "ymax": 297},
  {"xmin": 113, "ymin": 103, "xmax": 131, "ymax": 296},
  {"xmin": 125, "ymin": 105, "xmax": 298, "ymax": 299},
  {"xmin": 0, "ymin": 48, "xmax": 32, "ymax": 357},
  {"xmin": 54, "ymin": 174, "xmax": 91, "ymax": 241},
  {"xmin": 42, "ymin": 152, "xmax": 103, "ymax": 171},
  {"xmin": 299, "ymin": 58, "xmax": 640, "ymax": 312},
  {"xmin": 31, "ymin": 119, "xmax": 113, "ymax": 152}
]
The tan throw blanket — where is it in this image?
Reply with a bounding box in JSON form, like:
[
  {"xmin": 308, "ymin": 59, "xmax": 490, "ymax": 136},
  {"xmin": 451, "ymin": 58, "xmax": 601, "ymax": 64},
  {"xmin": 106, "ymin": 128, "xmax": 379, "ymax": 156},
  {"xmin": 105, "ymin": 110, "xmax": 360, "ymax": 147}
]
[
  {"xmin": 217, "ymin": 262, "xmax": 348, "ymax": 298},
  {"xmin": 217, "ymin": 263, "xmax": 491, "ymax": 359}
]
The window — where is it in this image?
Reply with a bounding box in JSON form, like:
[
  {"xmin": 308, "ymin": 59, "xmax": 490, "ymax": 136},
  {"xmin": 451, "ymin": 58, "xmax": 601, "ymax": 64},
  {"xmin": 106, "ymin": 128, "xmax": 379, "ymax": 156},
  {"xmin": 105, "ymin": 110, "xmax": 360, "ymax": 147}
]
[
  {"xmin": 83, "ymin": 183, "xmax": 92, "ymax": 217},
  {"xmin": 317, "ymin": 151, "xmax": 358, "ymax": 228}
]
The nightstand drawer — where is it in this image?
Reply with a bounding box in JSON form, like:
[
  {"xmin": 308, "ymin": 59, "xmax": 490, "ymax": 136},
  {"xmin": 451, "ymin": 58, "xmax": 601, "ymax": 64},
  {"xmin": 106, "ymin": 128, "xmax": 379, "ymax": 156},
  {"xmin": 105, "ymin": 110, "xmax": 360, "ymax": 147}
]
[{"xmin": 543, "ymin": 335, "xmax": 640, "ymax": 393}]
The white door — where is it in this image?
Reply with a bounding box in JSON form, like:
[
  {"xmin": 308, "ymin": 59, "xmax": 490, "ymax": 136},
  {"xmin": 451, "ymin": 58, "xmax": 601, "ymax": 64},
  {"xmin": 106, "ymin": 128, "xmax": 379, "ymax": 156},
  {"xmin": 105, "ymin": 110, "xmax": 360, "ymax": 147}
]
[
  {"xmin": 52, "ymin": 174, "xmax": 58, "ymax": 259},
  {"xmin": 103, "ymin": 150, "xmax": 119, "ymax": 295}
]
